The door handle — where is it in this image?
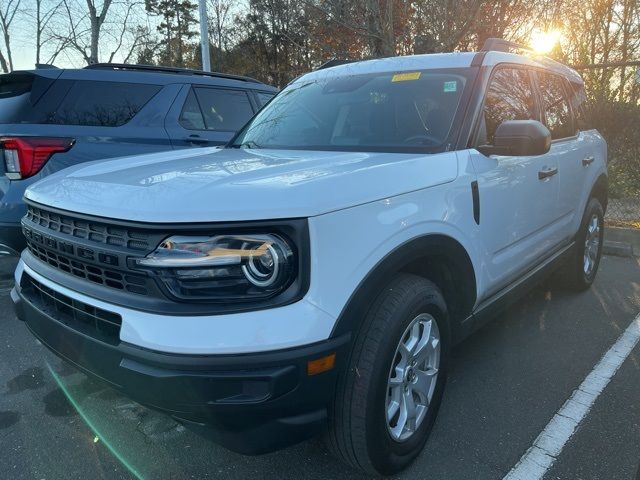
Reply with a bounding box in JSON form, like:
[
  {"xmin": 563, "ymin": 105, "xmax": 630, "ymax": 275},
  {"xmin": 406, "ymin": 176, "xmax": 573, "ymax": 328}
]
[
  {"xmin": 538, "ymin": 167, "xmax": 558, "ymax": 180},
  {"xmin": 184, "ymin": 135, "xmax": 210, "ymax": 145},
  {"xmin": 582, "ymin": 156, "xmax": 595, "ymax": 166}
]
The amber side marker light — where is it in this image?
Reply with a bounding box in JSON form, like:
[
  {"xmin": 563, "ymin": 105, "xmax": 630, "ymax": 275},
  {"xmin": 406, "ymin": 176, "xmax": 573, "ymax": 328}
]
[{"xmin": 307, "ymin": 353, "xmax": 336, "ymax": 376}]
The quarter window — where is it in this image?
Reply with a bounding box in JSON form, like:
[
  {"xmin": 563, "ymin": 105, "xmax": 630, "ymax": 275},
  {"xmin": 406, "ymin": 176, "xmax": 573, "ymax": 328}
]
[
  {"xmin": 537, "ymin": 72, "xmax": 574, "ymax": 139},
  {"xmin": 51, "ymin": 81, "xmax": 160, "ymax": 127},
  {"xmin": 481, "ymin": 68, "xmax": 537, "ymax": 145},
  {"xmin": 193, "ymin": 87, "xmax": 254, "ymax": 131}
]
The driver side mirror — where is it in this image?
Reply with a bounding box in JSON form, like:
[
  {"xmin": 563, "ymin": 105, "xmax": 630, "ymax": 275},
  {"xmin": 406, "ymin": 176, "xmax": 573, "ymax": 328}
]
[{"xmin": 477, "ymin": 120, "xmax": 551, "ymax": 157}]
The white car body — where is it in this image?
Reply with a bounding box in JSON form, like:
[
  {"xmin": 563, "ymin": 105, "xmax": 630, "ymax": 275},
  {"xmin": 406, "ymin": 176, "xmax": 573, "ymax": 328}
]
[{"xmin": 12, "ymin": 48, "xmax": 607, "ymax": 461}]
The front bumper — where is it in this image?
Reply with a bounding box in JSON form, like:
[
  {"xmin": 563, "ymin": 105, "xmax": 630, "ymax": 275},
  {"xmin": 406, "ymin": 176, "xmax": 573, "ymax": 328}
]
[{"xmin": 12, "ymin": 275, "xmax": 350, "ymax": 454}]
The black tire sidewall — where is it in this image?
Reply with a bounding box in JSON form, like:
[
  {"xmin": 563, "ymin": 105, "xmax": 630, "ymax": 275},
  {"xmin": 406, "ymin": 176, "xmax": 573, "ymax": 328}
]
[
  {"xmin": 364, "ymin": 285, "xmax": 450, "ymax": 474},
  {"xmin": 575, "ymin": 198, "xmax": 604, "ymax": 286}
]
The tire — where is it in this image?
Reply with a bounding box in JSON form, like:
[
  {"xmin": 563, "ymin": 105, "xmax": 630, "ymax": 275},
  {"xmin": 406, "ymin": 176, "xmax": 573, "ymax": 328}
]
[
  {"xmin": 564, "ymin": 197, "xmax": 604, "ymax": 291},
  {"xmin": 325, "ymin": 273, "xmax": 450, "ymax": 475}
]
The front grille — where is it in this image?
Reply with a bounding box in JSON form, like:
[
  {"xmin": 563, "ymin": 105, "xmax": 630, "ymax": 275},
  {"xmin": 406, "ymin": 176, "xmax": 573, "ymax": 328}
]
[
  {"xmin": 26, "ymin": 239, "xmax": 149, "ymax": 295},
  {"xmin": 21, "ymin": 273, "xmax": 122, "ymax": 345},
  {"xmin": 26, "ymin": 205, "xmax": 151, "ymax": 251}
]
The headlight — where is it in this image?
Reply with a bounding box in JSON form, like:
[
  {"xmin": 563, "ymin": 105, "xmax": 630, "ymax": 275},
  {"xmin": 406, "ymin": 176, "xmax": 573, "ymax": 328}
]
[{"xmin": 134, "ymin": 234, "xmax": 296, "ymax": 302}]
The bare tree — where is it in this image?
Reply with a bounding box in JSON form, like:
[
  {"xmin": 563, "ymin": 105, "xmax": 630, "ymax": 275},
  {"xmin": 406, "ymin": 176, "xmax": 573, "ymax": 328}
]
[
  {"xmin": 50, "ymin": 0, "xmax": 146, "ymax": 65},
  {"xmin": 207, "ymin": 0, "xmax": 233, "ymax": 70},
  {"xmin": 0, "ymin": 0, "xmax": 21, "ymax": 72},
  {"xmin": 30, "ymin": 0, "xmax": 64, "ymax": 65}
]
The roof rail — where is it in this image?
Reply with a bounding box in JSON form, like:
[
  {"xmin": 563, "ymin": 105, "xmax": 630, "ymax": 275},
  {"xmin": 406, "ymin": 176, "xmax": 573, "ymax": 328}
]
[
  {"xmin": 480, "ymin": 37, "xmax": 582, "ymax": 81},
  {"xmin": 480, "ymin": 38, "xmax": 536, "ymax": 54},
  {"xmin": 316, "ymin": 59, "xmax": 358, "ymax": 70},
  {"xmin": 84, "ymin": 63, "xmax": 262, "ymax": 84},
  {"xmin": 35, "ymin": 63, "xmax": 59, "ymax": 70}
]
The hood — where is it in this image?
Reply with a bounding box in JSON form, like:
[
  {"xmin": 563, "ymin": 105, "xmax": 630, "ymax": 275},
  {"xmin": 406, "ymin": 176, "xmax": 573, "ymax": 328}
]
[{"xmin": 25, "ymin": 147, "xmax": 459, "ymax": 222}]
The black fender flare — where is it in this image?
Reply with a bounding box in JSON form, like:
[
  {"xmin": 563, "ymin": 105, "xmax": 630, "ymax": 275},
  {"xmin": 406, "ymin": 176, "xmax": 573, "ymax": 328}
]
[{"xmin": 330, "ymin": 234, "xmax": 477, "ymax": 342}]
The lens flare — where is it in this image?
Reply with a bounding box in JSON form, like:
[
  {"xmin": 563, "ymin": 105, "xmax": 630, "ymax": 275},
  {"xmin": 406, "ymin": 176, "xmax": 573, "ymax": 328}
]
[
  {"xmin": 46, "ymin": 363, "xmax": 144, "ymax": 480},
  {"xmin": 530, "ymin": 29, "xmax": 562, "ymax": 54}
]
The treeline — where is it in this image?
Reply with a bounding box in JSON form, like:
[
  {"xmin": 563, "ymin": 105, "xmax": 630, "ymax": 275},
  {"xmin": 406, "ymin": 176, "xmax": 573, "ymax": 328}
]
[{"xmin": 3, "ymin": 0, "xmax": 638, "ymax": 100}]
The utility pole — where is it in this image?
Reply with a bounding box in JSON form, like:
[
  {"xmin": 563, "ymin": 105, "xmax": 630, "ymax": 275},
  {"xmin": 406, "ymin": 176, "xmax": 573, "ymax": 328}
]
[{"xmin": 198, "ymin": 0, "xmax": 211, "ymax": 72}]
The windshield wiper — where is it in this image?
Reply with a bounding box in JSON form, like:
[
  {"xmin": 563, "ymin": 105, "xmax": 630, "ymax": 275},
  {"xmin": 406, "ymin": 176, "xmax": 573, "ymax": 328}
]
[{"xmin": 230, "ymin": 140, "xmax": 262, "ymax": 149}]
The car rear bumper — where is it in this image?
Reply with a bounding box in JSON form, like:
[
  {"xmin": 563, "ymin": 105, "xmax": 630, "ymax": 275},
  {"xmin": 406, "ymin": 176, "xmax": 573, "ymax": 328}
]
[{"xmin": 12, "ymin": 280, "xmax": 350, "ymax": 454}]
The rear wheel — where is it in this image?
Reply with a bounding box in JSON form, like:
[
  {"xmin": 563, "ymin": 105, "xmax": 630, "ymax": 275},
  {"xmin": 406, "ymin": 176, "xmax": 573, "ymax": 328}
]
[
  {"xmin": 564, "ymin": 197, "xmax": 604, "ymax": 291},
  {"xmin": 326, "ymin": 274, "xmax": 449, "ymax": 475}
]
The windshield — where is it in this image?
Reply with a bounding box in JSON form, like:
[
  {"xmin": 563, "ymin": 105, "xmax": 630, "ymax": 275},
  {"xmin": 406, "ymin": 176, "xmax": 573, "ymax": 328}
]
[{"xmin": 230, "ymin": 68, "xmax": 472, "ymax": 153}]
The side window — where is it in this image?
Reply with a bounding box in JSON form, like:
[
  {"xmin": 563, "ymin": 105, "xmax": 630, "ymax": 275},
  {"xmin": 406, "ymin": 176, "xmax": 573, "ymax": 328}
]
[
  {"xmin": 193, "ymin": 87, "xmax": 254, "ymax": 131},
  {"xmin": 179, "ymin": 89, "xmax": 205, "ymax": 130},
  {"xmin": 481, "ymin": 68, "xmax": 537, "ymax": 145},
  {"xmin": 255, "ymin": 91, "xmax": 275, "ymax": 107},
  {"xmin": 50, "ymin": 81, "xmax": 161, "ymax": 127},
  {"xmin": 567, "ymin": 81, "xmax": 590, "ymax": 131},
  {"xmin": 537, "ymin": 72, "xmax": 574, "ymax": 139}
]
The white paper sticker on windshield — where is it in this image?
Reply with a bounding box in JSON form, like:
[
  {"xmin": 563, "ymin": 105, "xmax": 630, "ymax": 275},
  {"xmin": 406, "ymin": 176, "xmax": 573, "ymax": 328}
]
[{"xmin": 444, "ymin": 81, "xmax": 457, "ymax": 92}]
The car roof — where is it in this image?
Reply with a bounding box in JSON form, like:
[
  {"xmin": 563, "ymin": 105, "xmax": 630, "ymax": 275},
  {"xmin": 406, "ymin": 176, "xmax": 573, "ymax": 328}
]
[
  {"xmin": 294, "ymin": 50, "xmax": 583, "ymax": 86},
  {"xmin": 13, "ymin": 64, "xmax": 278, "ymax": 92}
]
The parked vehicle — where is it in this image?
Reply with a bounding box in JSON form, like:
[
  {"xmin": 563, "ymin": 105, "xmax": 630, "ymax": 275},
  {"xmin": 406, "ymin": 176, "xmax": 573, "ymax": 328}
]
[
  {"xmin": 12, "ymin": 39, "xmax": 607, "ymax": 475},
  {"xmin": 0, "ymin": 64, "xmax": 277, "ymax": 254}
]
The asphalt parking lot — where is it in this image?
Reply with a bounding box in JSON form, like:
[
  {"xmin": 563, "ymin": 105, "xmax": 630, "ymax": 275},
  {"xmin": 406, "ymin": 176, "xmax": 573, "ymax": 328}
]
[{"xmin": 1, "ymin": 253, "xmax": 639, "ymax": 480}]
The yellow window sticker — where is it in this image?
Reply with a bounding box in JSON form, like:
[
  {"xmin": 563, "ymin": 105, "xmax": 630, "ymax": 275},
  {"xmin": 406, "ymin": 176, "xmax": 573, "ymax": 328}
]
[{"xmin": 391, "ymin": 72, "xmax": 421, "ymax": 82}]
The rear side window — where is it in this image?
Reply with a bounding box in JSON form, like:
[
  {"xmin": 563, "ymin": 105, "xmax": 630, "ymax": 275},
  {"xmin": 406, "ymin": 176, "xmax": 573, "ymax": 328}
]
[
  {"xmin": 0, "ymin": 72, "xmax": 65, "ymax": 124},
  {"xmin": 567, "ymin": 81, "xmax": 590, "ymax": 131},
  {"xmin": 537, "ymin": 72, "xmax": 574, "ymax": 139},
  {"xmin": 481, "ymin": 68, "xmax": 537, "ymax": 144},
  {"xmin": 52, "ymin": 81, "xmax": 161, "ymax": 127},
  {"xmin": 255, "ymin": 91, "xmax": 275, "ymax": 107},
  {"xmin": 179, "ymin": 89, "xmax": 206, "ymax": 130},
  {"xmin": 193, "ymin": 87, "xmax": 254, "ymax": 131}
]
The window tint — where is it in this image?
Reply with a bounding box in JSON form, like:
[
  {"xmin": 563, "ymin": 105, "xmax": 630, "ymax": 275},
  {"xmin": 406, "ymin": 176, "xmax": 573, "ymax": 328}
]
[
  {"xmin": 256, "ymin": 91, "xmax": 275, "ymax": 107},
  {"xmin": 52, "ymin": 81, "xmax": 161, "ymax": 127},
  {"xmin": 481, "ymin": 68, "xmax": 537, "ymax": 145},
  {"xmin": 193, "ymin": 88, "xmax": 254, "ymax": 131},
  {"xmin": 179, "ymin": 89, "xmax": 205, "ymax": 130},
  {"xmin": 537, "ymin": 72, "xmax": 574, "ymax": 139},
  {"xmin": 0, "ymin": 73, "xmax": 70, "ymax": 124}
]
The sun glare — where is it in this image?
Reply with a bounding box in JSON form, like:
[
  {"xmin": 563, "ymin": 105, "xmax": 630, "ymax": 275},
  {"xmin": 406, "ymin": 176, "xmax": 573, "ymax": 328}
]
[{"xmin": 530, "ymin": 29, "xmax": 562, "ymax": 54}]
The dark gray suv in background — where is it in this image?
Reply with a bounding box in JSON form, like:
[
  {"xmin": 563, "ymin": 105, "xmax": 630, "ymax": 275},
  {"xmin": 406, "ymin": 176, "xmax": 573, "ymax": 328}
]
[{"xmin": 0, "ymin": 64, "xmax": 277, "ymax": 254}]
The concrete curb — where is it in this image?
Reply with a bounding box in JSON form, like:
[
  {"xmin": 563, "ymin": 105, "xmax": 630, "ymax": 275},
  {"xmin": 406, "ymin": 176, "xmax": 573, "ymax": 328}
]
[{"xmin": 603, "ymin": 240, "xmax": 635, "ymax": 258}]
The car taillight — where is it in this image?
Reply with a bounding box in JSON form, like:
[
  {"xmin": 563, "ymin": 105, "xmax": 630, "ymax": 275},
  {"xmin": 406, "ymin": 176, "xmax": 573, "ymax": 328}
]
[{"xmin": 1, "ymin": 137, "xmax": 74, "ymax": 180}]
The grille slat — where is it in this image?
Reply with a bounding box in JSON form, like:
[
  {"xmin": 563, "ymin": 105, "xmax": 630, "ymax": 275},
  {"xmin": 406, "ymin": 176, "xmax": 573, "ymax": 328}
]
[
  {"xmin": 22, "ymin": 274, "xmax": 122, "ymax": 345},
  {"xmin": 26, "ymin": 240, "xmax": 149, "ymax": 296},
  {"xmin": 26, "ymin": 205, "xmax": 150, "ymax": 251}
]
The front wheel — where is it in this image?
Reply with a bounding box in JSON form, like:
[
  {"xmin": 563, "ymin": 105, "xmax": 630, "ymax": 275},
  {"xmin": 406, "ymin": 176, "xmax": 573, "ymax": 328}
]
[
  {"xmin": 325, "ymin": 274, "xmax": 449, "ymax": 475},
  {"xmin": 564, "ymin": 197, "xmax": 604, "ymax": 291}
]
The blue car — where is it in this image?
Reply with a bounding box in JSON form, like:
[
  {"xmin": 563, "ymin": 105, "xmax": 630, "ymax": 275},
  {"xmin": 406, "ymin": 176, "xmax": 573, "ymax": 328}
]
[{"xmin": 0, "ymin": 63, "xmax": 277, "ymax": 254}]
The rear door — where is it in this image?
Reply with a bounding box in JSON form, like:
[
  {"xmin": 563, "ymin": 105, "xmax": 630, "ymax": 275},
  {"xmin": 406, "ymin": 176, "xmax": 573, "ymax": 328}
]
[
  {"xmin": 470, "ymin": 66, "xmax": 560, "ymax": 294},
  {"xmin": 535, "ymin": 71, "xmax": 591, "ymax": 242},
  {"xmin": 165, "ymin": 85, "xmax": 256, "ymax": 148}
]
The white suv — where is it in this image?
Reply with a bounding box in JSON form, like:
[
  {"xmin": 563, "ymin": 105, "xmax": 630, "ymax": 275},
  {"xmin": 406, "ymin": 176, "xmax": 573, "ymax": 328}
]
[{"xmin": 12, "ymin": 40, "xmax": 607, "ymax": 475}]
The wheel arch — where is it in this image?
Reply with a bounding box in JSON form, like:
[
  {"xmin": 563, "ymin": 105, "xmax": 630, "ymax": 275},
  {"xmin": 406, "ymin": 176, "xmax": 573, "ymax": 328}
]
[
  {"xmin": 330, "ymin": 234, "xmax": 477, "ymax": 344},
  {"xmin": 590, "ymin": 173, "xmax": 608, "ymax": 213}
]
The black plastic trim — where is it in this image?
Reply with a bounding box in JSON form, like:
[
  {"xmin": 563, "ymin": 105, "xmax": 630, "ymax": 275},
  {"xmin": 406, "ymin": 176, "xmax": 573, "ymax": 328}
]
[
  {"xmin": 471, "ymin": 181, "xmax": 480, "ymax": 224},
  {"xmin": 13, "ymin": 281, "xmax": 351, "ymax": 454},
  {"xmin": 461, "ymin": 241, "xmax": 574, "ymax": 337}
]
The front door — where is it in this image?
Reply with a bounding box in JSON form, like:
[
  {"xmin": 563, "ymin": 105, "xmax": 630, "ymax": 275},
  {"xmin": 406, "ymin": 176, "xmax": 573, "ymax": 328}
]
[
  {"xmin": 471, "ymin": 66, "xmax": 560, "ymax": 296},
  {"xmin": 165, "ymin": 85, "xmax": 257, "ymax": 149}
]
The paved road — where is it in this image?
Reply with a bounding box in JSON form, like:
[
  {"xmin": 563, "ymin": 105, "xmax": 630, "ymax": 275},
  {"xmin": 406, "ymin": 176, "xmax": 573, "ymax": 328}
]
[{"xmin": 1, "ymin": 254, "xmax": 639, "ymax": 480}]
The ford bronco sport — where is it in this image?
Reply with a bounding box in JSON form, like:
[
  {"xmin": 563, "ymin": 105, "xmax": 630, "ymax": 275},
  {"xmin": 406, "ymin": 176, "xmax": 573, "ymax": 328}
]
[{"xmin": 12, "ymin": 39, "xmax": 607, "ymax": 475}]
